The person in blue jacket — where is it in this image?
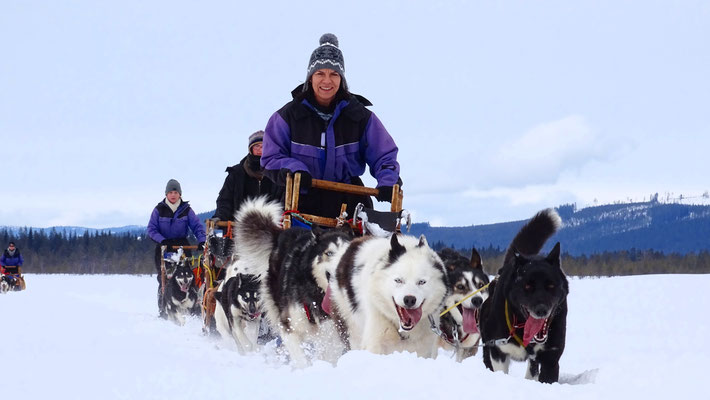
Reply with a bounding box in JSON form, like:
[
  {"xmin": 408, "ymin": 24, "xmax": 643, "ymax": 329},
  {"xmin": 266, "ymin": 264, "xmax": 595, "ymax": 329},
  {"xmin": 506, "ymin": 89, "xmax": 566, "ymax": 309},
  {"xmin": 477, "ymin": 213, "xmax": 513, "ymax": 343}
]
[
  {"xmin": 262, "ymin": 33, "xmax": 402, "ymax": 219},
  {"xmin": 1, "ymin": 242, "xmax": 23, "ymax": 288},
  {"xmin": 147, "ymin": 179, "xmax": 206, "ymax": 317}
]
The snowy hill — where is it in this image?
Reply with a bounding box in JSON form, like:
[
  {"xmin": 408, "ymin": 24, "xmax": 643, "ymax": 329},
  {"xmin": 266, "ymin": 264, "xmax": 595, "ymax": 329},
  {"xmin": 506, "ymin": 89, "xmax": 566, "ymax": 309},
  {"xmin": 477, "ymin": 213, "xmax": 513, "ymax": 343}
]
[
  {"xmin": 3, "ymin": 274, "xmax": 706, "ymax": 399},
  {"xmin": 410, "ymin": 201, "xmax": 710, "ymax": 255}
]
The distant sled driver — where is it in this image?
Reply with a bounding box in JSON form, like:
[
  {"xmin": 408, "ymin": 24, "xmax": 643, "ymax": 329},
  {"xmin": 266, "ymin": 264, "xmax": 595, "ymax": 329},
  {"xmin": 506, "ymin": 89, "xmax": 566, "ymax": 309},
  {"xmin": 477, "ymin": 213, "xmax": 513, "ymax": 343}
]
[
  {"xmin": 1, "ymin": 241, "xmax": 25, "ymax": 291},
  {"xmin": 147, "ymin": 179, "xmax": 206, "ymax": 318}
]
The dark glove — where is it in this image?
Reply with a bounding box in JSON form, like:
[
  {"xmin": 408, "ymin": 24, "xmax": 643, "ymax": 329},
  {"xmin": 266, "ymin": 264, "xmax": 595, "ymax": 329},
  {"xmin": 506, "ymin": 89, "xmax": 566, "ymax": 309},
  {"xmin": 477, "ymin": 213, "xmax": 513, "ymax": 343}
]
[
  {"xmin": 376, "ymin": 186, "xmax": 394, "ymax": 203},
  {"xmin": 197, "ymin": 242, "xmax": 205, "ymax": 252},
  {"xmin": 297, "ymin": 171, "xmax": 312, "ymax": 189},
  {"xmin": 278, "ymin": 168, "xmax": 312, "ymax": 189}
]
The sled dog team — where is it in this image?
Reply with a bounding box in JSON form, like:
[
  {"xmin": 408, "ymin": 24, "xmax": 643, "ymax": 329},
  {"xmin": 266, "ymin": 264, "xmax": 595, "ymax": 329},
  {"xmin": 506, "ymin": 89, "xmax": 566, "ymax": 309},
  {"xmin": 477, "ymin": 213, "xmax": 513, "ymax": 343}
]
[{"xmin": 201, "ymin": 197, "xmax": 569, "ymax": 383}]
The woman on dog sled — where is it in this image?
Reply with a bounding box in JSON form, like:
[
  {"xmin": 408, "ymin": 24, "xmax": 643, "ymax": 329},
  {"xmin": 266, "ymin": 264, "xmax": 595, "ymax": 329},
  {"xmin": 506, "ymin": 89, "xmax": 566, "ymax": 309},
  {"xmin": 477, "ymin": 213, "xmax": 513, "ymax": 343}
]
[
  {"xmin": 1, "ymin": 241, "xmax": 25, "ymax": 291},
  {"xmin": 147, "ymin": 179, "xmax": 206, "ymax": 318},
  {"xmin": 262, "ymin": 33, "xmax": 402, "ymax": 218}
]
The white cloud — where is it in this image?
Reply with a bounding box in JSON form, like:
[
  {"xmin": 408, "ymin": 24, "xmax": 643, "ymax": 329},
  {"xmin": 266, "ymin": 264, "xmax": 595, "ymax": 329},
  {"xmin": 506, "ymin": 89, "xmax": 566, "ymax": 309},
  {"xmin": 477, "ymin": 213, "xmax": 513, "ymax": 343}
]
[{"xmin": 468, "ymin": 115, "xmax": 619, "ymax": 189}]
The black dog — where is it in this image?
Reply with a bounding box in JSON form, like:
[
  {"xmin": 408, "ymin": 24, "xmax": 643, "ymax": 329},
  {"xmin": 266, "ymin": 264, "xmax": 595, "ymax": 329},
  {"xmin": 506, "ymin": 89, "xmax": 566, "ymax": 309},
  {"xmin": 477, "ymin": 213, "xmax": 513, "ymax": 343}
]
[{"xmin": 480, "ymin": 208, "xmax": 568, "ymax": 383}]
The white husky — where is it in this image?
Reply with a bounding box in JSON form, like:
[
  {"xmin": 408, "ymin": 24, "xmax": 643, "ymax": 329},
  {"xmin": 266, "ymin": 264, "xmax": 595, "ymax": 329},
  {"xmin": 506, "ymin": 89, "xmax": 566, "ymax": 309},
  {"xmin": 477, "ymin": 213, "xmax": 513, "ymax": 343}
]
[{"xmin": 328, "ymin": 234, "xmax": 449, "ymax": 358}]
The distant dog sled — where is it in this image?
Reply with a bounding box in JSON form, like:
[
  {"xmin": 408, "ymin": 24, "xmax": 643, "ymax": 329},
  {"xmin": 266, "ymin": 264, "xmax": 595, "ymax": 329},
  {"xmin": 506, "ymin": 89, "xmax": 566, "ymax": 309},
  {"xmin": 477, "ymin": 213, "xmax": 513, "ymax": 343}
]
[{"xmin": 0, "ymin": 266, "xmax": 26, "ymax": 293}]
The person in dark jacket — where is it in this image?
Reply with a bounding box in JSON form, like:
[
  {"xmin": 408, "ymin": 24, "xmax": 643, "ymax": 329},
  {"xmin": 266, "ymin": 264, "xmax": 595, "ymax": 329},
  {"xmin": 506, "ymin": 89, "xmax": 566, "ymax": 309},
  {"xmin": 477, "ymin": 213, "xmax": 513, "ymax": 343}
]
[
  {"xmin": 212, "ymin": 130, "xmax": 278, "ymax": 221},
  {"xmin": 262, "ymin": 33, "xmax": 402, "ymax": 218},
  {"xmin": 1, "ymin": 242, "xmax": 24, "ymax": 289},
  {"xmin": 147, "ymin": 179, "xmax": 206, "ymax": 317}
]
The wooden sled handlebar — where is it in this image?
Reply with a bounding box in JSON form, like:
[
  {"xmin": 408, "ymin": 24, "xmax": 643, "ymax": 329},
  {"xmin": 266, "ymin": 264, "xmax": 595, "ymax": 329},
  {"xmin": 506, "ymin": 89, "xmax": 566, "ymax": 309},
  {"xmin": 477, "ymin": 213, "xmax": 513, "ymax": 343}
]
[
  {"xmin": 310, "ymin": 178, "xmax": 380, "ymax": 197},
  {"xmin": 163, "ymin": 245, "xmax": 199, "ymax": 250},
  {"xmin": 284, "ymin": 172, "xmax": 403, "ymax": 229}
]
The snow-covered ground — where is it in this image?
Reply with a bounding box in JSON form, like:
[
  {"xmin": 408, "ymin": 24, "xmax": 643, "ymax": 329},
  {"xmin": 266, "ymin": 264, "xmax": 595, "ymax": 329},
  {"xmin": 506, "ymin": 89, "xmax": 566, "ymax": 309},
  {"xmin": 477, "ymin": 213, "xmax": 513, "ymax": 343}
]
[{"xmin": 2, "ymin": 274, "xmax": 707, "ymax": 399}]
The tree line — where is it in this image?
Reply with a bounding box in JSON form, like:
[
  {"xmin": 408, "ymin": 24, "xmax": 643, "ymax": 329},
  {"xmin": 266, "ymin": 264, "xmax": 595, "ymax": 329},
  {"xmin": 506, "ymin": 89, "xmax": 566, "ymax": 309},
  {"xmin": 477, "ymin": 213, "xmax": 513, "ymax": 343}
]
[{"xmin": 2, "ymin": 228, "xmax": 709, "ymax": 276}]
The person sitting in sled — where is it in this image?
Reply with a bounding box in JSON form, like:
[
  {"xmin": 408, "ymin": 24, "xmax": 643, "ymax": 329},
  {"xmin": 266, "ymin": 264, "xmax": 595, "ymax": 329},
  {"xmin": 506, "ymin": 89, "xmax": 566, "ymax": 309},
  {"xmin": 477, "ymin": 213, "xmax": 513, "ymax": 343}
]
[
  {"xmin": 262, "ymin": 33, "xmax": 402, "ymax": 219},
  {"xmin": 1, "ymin": 242, "xmax": 24, "ymax": 289},
  {"xmin": 213, "ymin": 130, "xmax": 280, "ymax": 222},
  {"xmin": 211, "ymin": 130, "xmax": 280, "ymax": 256},
  {"xmin": 147, "ymin": 179, "xmax": 206, "ymax": 317}
]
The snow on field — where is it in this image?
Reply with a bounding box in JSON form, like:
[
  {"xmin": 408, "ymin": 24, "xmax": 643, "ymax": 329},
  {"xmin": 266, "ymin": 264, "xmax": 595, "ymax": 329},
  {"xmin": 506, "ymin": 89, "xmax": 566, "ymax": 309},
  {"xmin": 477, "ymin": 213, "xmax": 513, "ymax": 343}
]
[{"xmin": 2, "ymin": 274, "xmax": 708, "ymax": 399}]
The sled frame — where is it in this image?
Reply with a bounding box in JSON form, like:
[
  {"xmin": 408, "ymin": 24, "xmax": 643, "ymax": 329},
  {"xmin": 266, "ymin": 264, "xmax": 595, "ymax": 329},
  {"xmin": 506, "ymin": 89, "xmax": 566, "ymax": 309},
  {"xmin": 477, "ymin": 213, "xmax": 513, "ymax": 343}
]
[{"xmin": 282, "ymin": 172, "xmax": 403, "ymax": 230}]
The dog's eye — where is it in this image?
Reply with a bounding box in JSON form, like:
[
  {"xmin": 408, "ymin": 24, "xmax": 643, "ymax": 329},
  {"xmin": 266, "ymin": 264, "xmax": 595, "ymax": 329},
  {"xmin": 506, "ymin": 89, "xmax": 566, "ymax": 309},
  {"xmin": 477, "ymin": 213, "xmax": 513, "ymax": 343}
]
[
  {"xmin": 325, "ymin": 271, "xmax": 331, "ymax": 281},
  {"xmin": 524, "ymin": 283, "xmax": 533, "ymax": 291},
  {"xmin": 394, "ymin": 278, "xmax": 403, "ymax": 284},
  {"xmin": 455, "ymin": 284, "xmax": 466, "ymax": 291},
  {"xmin": 325, "ymin": 250, "xmax": 335, "ymax": 257},
  {"xmin": 547, "ymin": 283, "xmax": 556, "ymax": 290},
  {"xmin": 477, "ymin": 282, "xmax": 485, "ymax": 289},
  {"xmin": 417, "ymin": 279, "xmax": 427, "ymax": 286}
]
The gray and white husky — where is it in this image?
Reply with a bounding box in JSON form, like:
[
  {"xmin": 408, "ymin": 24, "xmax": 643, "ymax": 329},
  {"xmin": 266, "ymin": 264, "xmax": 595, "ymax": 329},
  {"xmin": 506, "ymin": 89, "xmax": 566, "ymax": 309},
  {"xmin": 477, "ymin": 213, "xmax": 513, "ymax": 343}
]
[
  {"xmin": 234, "ymin": 196, "xmax": 353, "ymax": 368},
  {"xmin": 328, "ymin": 233, "xmax": 449, "ymax": 358}
]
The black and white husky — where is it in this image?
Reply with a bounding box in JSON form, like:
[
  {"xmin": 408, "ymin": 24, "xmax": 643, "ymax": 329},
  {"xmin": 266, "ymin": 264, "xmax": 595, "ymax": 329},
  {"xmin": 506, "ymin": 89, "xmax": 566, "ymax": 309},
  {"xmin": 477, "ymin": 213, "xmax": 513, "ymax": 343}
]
[
  {"xmin": 234, "ymin": 197, "xmax": 353, "ymax": 368},
  {"xmin": 437, "ymin": 247, "xmax": 490, "ymax": 361},
  {"xmin": 164, "ymin": 257, "xmax": 200, "ymax": 325},
  {"xmin": 480, "ymin": 208, "xmax": 568, "ymax": 383},
  {"xmin": 0, "ymin": 275, "xmax": 11, "ymax": 293},
  {"xmin": 329, "ymin": 234, "xmax": 449, "ymax": 358},
  {"xmin": 214, "ymin": 267, "xmax": 262, "ymax": 354}
]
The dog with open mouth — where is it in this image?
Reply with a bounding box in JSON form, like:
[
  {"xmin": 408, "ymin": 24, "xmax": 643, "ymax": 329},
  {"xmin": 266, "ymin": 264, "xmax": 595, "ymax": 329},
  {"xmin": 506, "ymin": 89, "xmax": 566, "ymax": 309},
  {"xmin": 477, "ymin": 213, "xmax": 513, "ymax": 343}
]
[
  {"xmin": 164, "ymin": 261, "xmax": 200, "ymax": 325},
  {"xmin": 437, "ymin": 247, "xmax": 490, "ymax": 362},
  {"xmin": 480, "ymin": 208, "xmax": 568, "ymax": 383},
  {"xmin": 214, "ymin": 271, "xmax": 262, "ymax": 354},
  {"xmin": 330, "ymin": 233, "xmax": 449, "ymax": 358}
]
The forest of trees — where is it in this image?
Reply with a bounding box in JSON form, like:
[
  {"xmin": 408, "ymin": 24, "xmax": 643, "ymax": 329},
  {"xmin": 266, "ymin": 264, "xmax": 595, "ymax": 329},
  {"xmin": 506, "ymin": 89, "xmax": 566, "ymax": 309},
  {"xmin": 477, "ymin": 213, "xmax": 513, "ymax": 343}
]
[{"xmin": 1, "ymin": 228, "xmax": 709, "ymax": 276}]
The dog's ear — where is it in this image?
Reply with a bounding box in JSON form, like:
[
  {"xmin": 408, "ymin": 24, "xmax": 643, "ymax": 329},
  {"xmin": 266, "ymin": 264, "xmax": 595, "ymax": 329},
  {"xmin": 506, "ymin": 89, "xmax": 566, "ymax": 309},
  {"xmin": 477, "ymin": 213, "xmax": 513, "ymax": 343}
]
[
  {"xmin": 417, "ymin": 234, "xmax": 428, "ymax": 248},
  {"xmin": 546, "ymin": 242, "xmax": 561, "ymax": 267},
  {"xmin": 470, "ymin": 247, "xmax": 482, "ymax": 270},
  {"xmin": 389, "ymin": 234, "xmax": 406, "ymax": 263}
]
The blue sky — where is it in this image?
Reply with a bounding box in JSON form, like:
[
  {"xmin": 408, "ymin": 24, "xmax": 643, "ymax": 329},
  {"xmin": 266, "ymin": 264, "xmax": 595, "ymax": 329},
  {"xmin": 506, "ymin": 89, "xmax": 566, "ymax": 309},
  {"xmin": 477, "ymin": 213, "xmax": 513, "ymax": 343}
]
[{"xmin": 2, "ymin": 1, "xmax": 708, "ymax": 228}]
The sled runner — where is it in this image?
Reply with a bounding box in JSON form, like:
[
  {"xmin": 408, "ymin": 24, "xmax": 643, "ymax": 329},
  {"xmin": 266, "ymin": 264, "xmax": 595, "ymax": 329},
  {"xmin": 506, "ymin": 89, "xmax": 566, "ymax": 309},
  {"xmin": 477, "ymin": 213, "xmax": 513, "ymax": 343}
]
[{"xmin": 283, "ymin": 172, "xmax": 409, "ymax": 235}]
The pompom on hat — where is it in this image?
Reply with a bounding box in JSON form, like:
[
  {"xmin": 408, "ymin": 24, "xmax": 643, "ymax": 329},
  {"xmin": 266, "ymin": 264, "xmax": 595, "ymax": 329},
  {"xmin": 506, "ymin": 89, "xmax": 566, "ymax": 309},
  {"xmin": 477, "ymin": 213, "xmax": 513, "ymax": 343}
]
[{"xmin": 304, "ymin": 33, "xmax": 347, "ymax": 91}]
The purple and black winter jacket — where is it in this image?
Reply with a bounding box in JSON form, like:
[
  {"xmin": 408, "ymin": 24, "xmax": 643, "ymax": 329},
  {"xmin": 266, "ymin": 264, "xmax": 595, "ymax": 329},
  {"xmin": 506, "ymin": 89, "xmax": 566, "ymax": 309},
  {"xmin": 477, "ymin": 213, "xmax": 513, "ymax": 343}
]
[
  {"xmin": 1, "ymin": 249, "xmax": 23, "ymax": 267},
  {"xmin": 147, "ymin": 200, "xmax": 206, "ymax": 244},
  {"xmin": 262, "ymin": 94, "xmax": 400, "ymax": 188}
]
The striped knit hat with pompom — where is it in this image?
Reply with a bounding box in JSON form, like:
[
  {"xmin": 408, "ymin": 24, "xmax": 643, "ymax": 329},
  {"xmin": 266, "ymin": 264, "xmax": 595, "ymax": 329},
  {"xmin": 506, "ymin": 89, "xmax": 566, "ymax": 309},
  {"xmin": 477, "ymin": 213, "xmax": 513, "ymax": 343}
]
[{"xmin": 304, "ymin": 33, "xmax": 347, "ymax": 91}]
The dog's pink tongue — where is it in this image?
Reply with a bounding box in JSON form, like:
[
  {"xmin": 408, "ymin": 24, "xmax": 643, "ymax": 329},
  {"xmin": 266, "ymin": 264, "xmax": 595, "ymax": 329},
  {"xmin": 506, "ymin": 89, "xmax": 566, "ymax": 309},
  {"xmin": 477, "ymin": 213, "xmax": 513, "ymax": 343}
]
[
  {"xmin": 322, "ymin": 285, "xmax": 332, "ymax": 315},
  {"xmin": 402, "ymin": 306, "xmax": 423, "ymax": 326},
  {"xmin": 523, "ymin": 316, "xmax": 546, "ymax": 346},
  {"xmin": 462, "ymin": 308, "xmax": 478, "ymax": 334}
]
